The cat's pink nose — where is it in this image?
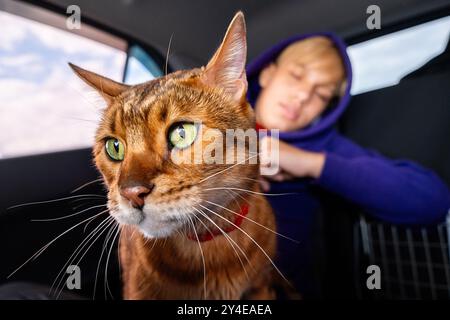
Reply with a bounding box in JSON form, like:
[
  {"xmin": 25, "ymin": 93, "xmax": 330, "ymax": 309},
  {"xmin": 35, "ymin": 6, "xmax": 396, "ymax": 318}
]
[{"xmin": 120, "ymin": 185, "xmax": 153, "ymax": 209}]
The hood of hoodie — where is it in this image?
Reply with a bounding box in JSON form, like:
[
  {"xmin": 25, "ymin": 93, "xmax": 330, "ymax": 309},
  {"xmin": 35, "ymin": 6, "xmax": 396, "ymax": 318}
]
[{"xmin": 246, "ymin": 32, "xmax": 353, "ymax": 143}]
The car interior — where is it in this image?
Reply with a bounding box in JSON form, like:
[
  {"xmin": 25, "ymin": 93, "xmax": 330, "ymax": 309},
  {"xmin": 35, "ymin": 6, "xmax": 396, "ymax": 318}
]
[{"xmin": 1, "ymin": 0, "xmax": 450, "ymax": 300}]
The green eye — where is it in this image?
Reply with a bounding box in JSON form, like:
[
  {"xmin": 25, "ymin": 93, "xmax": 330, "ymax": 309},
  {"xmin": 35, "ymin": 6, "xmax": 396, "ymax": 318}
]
[
  {"xmin": 168, "ymin": 122, "xmax": 198, "ymax": 149},
  {"xmin": 105, "ymin": 138, "xmax": 125, "ymax": 161}
]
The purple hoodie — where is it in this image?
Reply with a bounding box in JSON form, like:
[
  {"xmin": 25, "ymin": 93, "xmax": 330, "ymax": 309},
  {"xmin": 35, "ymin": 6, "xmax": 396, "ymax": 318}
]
[{"xmin": 246, "ymin": 33, "xmax": 450, "ymax": 296}]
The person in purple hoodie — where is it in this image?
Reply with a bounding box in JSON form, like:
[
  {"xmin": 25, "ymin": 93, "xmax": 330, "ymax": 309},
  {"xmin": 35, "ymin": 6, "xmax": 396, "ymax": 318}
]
[{"xmin": 246, "ymin": 33, "xmax": 450, "ymax": 297}]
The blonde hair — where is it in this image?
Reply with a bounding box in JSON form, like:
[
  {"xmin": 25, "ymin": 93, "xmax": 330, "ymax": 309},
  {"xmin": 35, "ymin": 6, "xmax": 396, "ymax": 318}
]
[{"xmin": 277, "ymin": 36, "xmax": 347, "ymax": 97}]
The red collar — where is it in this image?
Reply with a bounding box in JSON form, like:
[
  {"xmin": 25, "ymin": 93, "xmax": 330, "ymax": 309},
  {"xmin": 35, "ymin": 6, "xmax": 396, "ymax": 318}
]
[
  {"xmin": 255, "ymin": 122, "xmax": 266, "ymax": 131},
  {"xmin": 187, "ymin": 204, "xmax": 249, "ymax": 242}
]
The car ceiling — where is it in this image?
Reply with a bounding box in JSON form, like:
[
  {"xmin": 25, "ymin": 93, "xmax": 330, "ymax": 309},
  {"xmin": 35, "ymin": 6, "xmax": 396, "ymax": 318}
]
[{"xmin": 33, "ymin": 0, "xmax": 450, "ymax": 66}]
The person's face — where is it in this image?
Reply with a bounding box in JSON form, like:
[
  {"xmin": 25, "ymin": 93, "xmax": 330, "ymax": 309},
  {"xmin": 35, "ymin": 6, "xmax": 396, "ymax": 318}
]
[{"xmin": 255, "ymin": 58, "xmax": 342, "ymax": 132}]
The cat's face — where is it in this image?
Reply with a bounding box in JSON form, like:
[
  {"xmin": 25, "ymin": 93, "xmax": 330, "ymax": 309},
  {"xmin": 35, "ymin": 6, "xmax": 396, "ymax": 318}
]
[{"xmin": 70, "ymin": 13, "xmax": 257, "ymax": 238}]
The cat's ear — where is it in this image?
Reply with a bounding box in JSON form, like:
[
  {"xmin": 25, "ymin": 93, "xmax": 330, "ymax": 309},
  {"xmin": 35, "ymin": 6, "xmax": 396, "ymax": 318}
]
[
  {"xmin": 68, "ymin": 63, "xmax": 129, "ymax": 103},
  {"xmin": 201, "ymin": 11, "xmax": 247, "ymax": 103}
]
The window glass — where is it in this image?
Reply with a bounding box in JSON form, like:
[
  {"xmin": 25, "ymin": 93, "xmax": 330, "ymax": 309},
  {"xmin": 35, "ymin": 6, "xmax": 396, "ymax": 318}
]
[
  {"xmin": 124, "ymin": 45, "xmax": 163, "ymax": 85},
  {"xmin": 0, "ymin": 10, "xmax": 127, "ymax": 159},
  {"xmin": 348, "ymin": 16, "xmax": 450, "ymax": 95}
]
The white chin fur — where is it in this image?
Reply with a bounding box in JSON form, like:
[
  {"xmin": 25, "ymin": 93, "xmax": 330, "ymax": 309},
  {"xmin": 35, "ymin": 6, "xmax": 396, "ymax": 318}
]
[
  {"xmin": 109, "ymin": 200, "xmax": 188, "ymax": 239},
  {"xmin": 139, "ymin": 222, "xmax": 179, "ymax": 239}
]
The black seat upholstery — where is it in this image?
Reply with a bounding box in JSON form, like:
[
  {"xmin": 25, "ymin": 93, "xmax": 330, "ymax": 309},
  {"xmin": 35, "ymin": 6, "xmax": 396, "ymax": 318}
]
[
  {"xmin": 321, "ymin": 42, "xmax": 450, "ymax": 299},
  {"xmin": 340, "ymin": 69, "xmax": 450, "ymax": 186}
]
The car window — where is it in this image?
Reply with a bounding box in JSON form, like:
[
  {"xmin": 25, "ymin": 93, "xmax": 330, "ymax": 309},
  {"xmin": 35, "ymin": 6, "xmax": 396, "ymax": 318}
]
[
  {"xmin": 348, "ymin": 15, "xmax": 450, "ymax": 95},
  {"xmin": 124, "ymin": 45, "xmax": 163, "ymax": 85},
  {"xmin": 0, "ymin": 8, "xmax": 126, "ymax": 159}
]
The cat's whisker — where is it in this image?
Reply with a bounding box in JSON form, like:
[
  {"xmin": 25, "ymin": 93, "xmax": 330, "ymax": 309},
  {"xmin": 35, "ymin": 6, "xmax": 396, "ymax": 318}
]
[
  {"xmin": 31, "ymin": 204, "xmax": 107, "ymax": 222},
  {"xmin": 54, "ymin": 218, "xmax": 116, "ymax": 300},
  {"xmin": 224, "ymin": 189, "xmax": 242, "ymax": 208},
  {"xmin": 70, "ymin": 196, "xmax": 105, "ymax": 208},
  {"xmin": 145, "ymin": 235, "xmax": 159, "ymax": 256},
  {"xmin": 117, "ymin": 225, "xmax": 123, "ymax": 275},
  {"xmin": 165, "ymin": 33, "xmax": 174, "ymax": 76},
  {"xmin": 198, "ymin": 153, "xmax": 259, "ymax": 184},
  {"xmin": 50, "ymin": 215, "xmax": 115, "ymax": 298},
  {"xmin": 69, "ymin": 83, "xmax": 105, "ymax": 112},
  {"xmin": 83, "ymin": 209, "xmax": 107, "ymax": 233},
  {"xmin": 132, "ymin": 235, "xmax": 163, "ymax": 297},
  {"xmin": 223, "ymin": 189, "xmax": 252, "ymax": 226},
  {"xmin": 40, "ymin": 211, "xmax": 109, "ymax": 276},
  {"xmin": 69, "ymin": 197, "xmax": 106, "ymax": 213},
  {"xmin": 98, "ymin": 79, "xmax": 107, "ymax": 106},
  {"xmin": 88, "ymin": 219, "xmax": 119, "ymax": 300},
  {"xmin": 104, "ymin": 225, "xmax": 120, "ymax": 300},
  {"xmin": 130, "ymin": 228, "xmax": 137, "ymax": 240},
  {"xmin": 175, "ymin": 227, "xmax": 184, "ymax": 239},
  {"xmin": 191, "ymin": 207, "xmax": 252, "ymax": 281},
  {"xmin": 227, "ymin": 188, "xmax": 286, "ymax": 204},
  {"xmin": 83, "ymin": 208, "xmax": 110, "ymax": 233},
  {"xmin": 83, "ymin": 209, "xmax": 109, "ymax": 233},
  {"xmin": 7, "ymin": 210, "xmax": 107, "ymax": 280},
  {"xmin": 195, "ymin": 208, "xmax": 252, "ymax": 282},
  {"xmin": 62, "ymin": 116, "xmax": 99, "ymax": 124},
  {"xmin": 70, "ymin": 196, "xmax": 105, "ymax": 203},
  {"xmin": 103, "ymin": 222, "xmax": 118, "ymax": 252},
  {"xmin": 53, "ymin": 217, "xmax": 111, "ymax": 298},
  {"xmin": 203, "ymin": 199, "xmax": 299, "ymax": 244},
  {"xmin": 198, "ymin": 203, "xmax": 289, "ymax": 284},
  {"xmin": 186, "ymin": 215, "xmax": 207, "ymax": 299},
  {"xmin": 71, "ymin": 178, "xmax": 104, "ymax": 194},
  {"xmin": 225, "ymin": 189, "xmax": 251, "ymax": 206},
  {"xmin": 93, "ymin": 218, "xmax": 118, "ymax": 300},
  {"xmin": 7, "ymin": 194, "xmax": 106, "ymax": 211},
  {"xmin": 239, "ymin": 177, "xmax": 263, "ymax": 183},
  {"xmin": 205, "ymin": 187, "xmax": 295, "ymax": 197}
]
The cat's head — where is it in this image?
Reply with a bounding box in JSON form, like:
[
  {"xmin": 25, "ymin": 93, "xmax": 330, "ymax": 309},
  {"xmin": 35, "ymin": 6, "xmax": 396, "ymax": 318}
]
[{"xmin": 70, "ymin": 12, "xmax": 259, "ymax": 238}]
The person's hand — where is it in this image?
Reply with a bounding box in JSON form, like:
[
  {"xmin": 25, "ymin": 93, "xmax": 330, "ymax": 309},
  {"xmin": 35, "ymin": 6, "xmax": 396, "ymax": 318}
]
[
  {"xmin": 258, "ymin": 171, "xmax": 295, "ymax": 191},
  {"xmin": 259, "ymin": 136, "xmax": 326, "ymax": 191}
]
